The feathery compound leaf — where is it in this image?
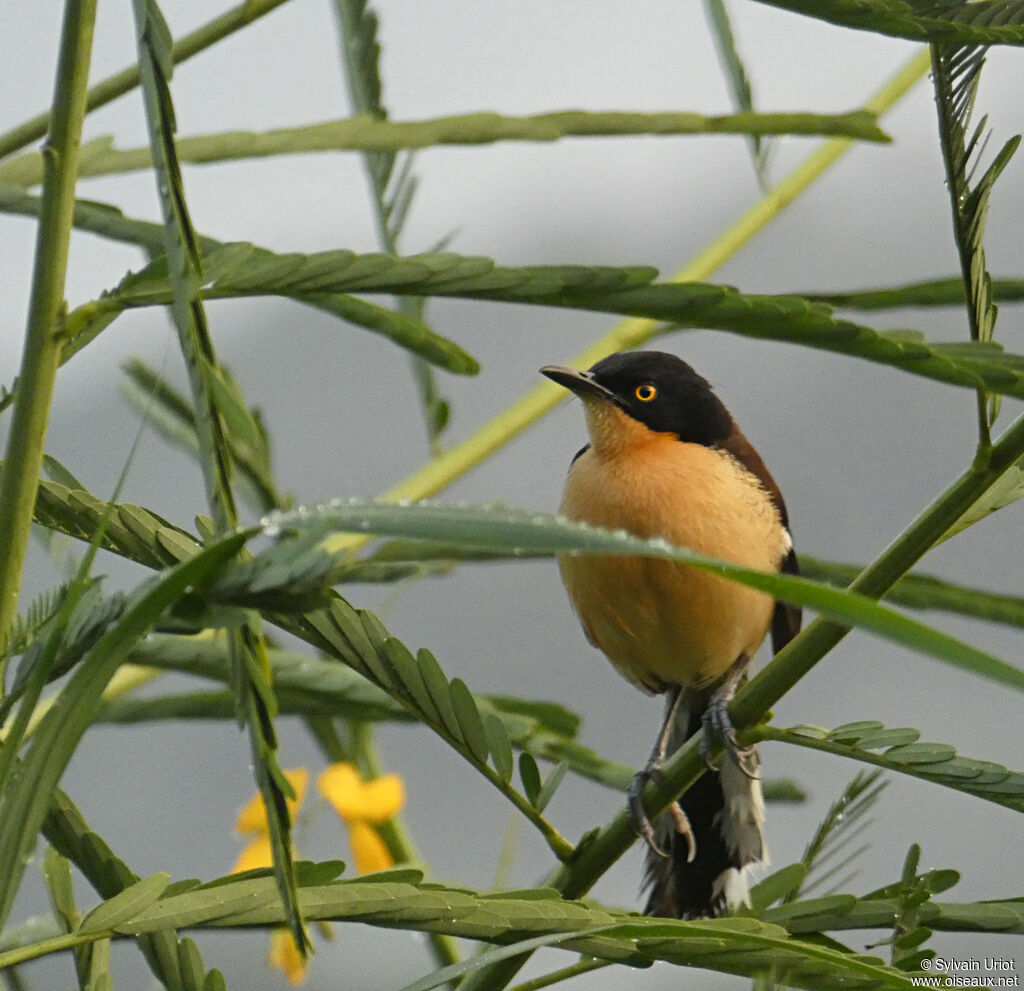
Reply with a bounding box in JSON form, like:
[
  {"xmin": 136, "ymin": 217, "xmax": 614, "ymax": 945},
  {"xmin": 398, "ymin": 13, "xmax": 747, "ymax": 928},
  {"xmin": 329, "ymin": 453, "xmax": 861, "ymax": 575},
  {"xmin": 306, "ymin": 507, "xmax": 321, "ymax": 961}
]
[
  {"xmin": 131, "ymin": 0, "xmax": 236, "ymax": 533},
  {"xmin": 37, "ymin": 873, "xmax": 922, "ymax": 990},
  {"xmin": 330, "ymin": 0, "xmax": 448, "ymax": 453},
  {"xmin": 753, "ymin": 0, "xmax": 1024, "ymax": 45},
  {"xmin": 805, "ymin": 276, "xmax": 1024, "ymax": 310},
  {"xmin": 105, "ymin": 632, "xmax": 802, "ymax": 802},
  {"xmin": 931, "ymin": 40, "xmax": 1021, "ymax": 435},
  {"xmin": 943, "ymin": 455, "xmax": 1024, "ymax": 540},
  {"xmin": 263, "ymin": 500, "xmax": 1024, "ymax": 691},
  {"xmin": 0, "ymin": 583, "xmax": 67, "ymax": 660},
  {"xmin": 68, "ymin": 245, "xmax": 478, "ymax": 374},
  {"xmin": 0, "ymin": 110, "xmax": 891, "ymax": 187},
  {"xmin": 71, "ymin": 246, "xmax": 1024, "ymax": 399},
  {"xmin": 18, "ymin": 869, "xmax": 1012, "ymax": 984},
  {"xmin": 758, "ymin": 723, "xmax": 1024, "ymax": 813},
  {"xmin": 370, "ymin": 542, "xmax": 1024, "ymax": 630},
  {"xmin": 788, "ymin": 770, "xmax": 887, "ymax": 902},
  {"xmin": 295, "ymin": 599, "xmax": 575, "ymax": 859}
]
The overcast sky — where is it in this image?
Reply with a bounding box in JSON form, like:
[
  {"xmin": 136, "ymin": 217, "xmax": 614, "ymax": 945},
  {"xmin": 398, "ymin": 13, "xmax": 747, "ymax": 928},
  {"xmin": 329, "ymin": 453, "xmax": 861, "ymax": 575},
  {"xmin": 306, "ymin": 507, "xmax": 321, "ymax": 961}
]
[{"xmin": 2, "ymin": 3, "xmax": 1022, "ymax": 989}]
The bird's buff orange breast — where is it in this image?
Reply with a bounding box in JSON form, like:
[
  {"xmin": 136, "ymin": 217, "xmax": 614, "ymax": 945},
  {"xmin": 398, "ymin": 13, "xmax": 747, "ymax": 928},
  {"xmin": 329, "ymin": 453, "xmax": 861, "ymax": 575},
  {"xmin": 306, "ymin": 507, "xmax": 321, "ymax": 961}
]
[{"xmin": 557, "ymin": 420, "xmax": 786, "ymax": 691}]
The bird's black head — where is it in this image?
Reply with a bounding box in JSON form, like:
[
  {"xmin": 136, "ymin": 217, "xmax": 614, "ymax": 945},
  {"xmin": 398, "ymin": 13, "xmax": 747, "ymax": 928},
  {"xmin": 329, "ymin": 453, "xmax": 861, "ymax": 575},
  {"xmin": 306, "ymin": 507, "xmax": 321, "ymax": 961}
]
[{"xmin": 542, "ymin": 350, "xmax": 733, "ymax": 446}]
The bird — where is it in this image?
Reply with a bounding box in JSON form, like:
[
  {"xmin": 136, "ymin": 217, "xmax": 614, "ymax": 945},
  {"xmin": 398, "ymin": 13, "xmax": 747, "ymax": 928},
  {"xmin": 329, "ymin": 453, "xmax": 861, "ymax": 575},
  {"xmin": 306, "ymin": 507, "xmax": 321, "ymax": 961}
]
[{"xmin": 541, "ymin": 349, "xmax": 801, "ymax": 919}]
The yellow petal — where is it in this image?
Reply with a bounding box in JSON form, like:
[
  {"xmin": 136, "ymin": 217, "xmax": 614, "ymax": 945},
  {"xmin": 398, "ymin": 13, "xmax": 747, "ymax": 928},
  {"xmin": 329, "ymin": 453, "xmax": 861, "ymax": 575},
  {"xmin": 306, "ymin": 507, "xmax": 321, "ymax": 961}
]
[
  {"xmin": 358, "ymin": 774, "xmax": 405, "ymax": 822},
  {"xmin": 232, "ymin": 835, "xmax": 273, "ymax": 874},
  {"xmin": 318, "ymin": 763, "xmax": 405, "ymax": 823},
  {"xmin": 267, "ymin": 928, "xmax": 308, "ymax": 986},
  {"xmin": 235, "ymin": 768, "xmax": 309, "ymax": 835},
  {"xmin": 316, "ymin": 763, "xmax": 365, "ymax": 821},
  {"xmin": 349, "ymin": 821, "xmax": 394, "ymax": 875}
]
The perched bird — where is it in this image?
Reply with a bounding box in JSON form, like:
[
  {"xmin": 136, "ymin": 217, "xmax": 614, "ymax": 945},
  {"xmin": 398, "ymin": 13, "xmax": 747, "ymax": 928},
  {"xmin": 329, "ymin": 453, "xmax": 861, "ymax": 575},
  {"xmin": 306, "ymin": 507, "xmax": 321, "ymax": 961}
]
[{"xmin": 541, "ymin": 350, "xmax": 800, "ymax": 919}]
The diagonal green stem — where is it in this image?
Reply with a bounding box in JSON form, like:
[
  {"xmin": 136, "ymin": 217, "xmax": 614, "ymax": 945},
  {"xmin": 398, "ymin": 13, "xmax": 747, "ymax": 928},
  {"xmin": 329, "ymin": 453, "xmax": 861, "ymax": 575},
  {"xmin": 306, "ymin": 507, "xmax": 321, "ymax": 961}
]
[
  {"xmin": 0, "ymin": 0, "xmax": 98, "ymax": 674},
  {"xmin": 0, "ymin": 0, "xmax": 294, "ymax": 162}
]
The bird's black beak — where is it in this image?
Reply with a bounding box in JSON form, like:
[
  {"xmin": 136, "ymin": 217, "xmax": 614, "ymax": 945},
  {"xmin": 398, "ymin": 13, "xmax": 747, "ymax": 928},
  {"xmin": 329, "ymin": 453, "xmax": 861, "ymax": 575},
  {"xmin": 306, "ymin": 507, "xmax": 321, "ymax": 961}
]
[{"xmin": 541, "ymin": 365, "xmax": 619, "ymax": 405}]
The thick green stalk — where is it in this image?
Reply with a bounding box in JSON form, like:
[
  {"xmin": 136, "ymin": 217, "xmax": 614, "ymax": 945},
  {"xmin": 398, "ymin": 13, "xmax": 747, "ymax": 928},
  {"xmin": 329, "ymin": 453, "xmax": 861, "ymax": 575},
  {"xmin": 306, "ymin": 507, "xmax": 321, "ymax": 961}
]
[
  {"xmin": 0, "ymin": 0, "xmax": 97, "ymax": 670},
  {"xmin": 0, "ymin": 0, "xmax": 293, "ymax": 162}
]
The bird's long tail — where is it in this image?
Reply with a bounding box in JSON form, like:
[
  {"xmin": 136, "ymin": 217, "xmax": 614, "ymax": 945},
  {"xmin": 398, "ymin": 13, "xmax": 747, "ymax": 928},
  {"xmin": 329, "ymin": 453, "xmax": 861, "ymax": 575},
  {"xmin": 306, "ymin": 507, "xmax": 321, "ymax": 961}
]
[{"xmin": 642, "ymin": 695, "xmax": 766, "ymax": 919}]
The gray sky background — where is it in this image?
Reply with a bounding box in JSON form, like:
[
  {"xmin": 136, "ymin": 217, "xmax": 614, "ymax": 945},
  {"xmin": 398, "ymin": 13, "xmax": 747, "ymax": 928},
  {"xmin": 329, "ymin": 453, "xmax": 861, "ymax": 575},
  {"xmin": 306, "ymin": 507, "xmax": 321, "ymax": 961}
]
[{"xmin": 2, "ymin": 3, "xmax": 1022, "ymax": 989}]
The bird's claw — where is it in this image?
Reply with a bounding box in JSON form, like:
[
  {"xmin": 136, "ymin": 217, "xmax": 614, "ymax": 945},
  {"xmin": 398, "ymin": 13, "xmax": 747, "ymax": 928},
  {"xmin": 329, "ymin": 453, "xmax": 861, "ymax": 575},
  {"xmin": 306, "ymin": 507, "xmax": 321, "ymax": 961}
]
[
  {"xmin": 700, "ymin": 694, "xmax": 758, "ymax": 778},
  {"xmin": 627, "ymin": 764, "xmax": 696, "ymax": 862}
]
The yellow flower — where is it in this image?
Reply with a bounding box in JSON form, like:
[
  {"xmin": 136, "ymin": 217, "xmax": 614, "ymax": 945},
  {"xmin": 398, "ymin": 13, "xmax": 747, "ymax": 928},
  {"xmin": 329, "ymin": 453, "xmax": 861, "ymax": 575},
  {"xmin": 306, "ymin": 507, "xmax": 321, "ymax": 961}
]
[
  {"xmin": 317, "ymin": 763, "xmax": 405, "ymax": 874},
  {"xmin": 232, "ymin": 768, "xmax": 310, "ymax": 986},
  {"xmin": 267, "ymin": 929, "xmax": 307, "ymax": 986}
]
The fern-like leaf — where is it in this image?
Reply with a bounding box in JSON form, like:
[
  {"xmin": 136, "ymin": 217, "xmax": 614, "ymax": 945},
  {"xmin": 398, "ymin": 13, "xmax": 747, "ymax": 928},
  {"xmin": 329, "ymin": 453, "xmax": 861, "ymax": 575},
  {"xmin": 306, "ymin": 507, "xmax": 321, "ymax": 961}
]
[
  {"xmin": 65, "ymin": 246, "xmax": 1024, "ymax": 401},
  {"xmin": 43, "ymin": 788, "xmax": 221, "ymax": 991},
  {"xmin": 262, "ymin": 499, "xmax": 1024, "ymax": 692},
  {"xmin": 0, "ymin": 584, "xmax": 67, "ymax": 661},
  {"xmin": 931, "ymin": 41, "xmax": 1020, "ymax": 432},
  {"xmin": 0, "ymin": 111, "xmax": 891, "ymax": 187},
  {"xmin": 0, "ymin": 870, "xmax": 948, "ymax": 990},
  {"xmin": 787, "ymin": 770, "xmax": 887, "ymax": 902},
  {"xmin": 804, "ymin": 276, "xmax": 1024, "ymax": 310},
  {"xmin": 755, "ymin": 0, "xmax": 1024, "ymax": 45},
  {"xmin": 297, "ymin": 595, "xmax": 575, "ymax": 860},
  {"xmin": 756, "ymin": 722, "xmax": 1024, "ymax": 814}
]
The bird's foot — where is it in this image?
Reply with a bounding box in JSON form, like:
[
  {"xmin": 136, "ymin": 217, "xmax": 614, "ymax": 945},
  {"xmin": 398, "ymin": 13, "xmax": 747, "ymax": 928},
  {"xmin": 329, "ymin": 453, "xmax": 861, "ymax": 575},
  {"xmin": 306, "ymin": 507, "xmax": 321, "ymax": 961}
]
[
  {"xmin": 627, "ymin": 761, "xmax": 696, "ymax": 863},
  {"xmin": 700, "ymin": 653, "xmax": 758, "ymax": 778}
]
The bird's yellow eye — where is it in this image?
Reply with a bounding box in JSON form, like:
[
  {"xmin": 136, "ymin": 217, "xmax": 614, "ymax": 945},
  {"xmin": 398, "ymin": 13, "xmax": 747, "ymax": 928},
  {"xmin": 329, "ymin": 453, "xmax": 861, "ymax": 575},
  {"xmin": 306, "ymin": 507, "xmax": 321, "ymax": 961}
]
[{"xmin": 635, "ymin": 383, "xmax": 657, "ymax": 402}]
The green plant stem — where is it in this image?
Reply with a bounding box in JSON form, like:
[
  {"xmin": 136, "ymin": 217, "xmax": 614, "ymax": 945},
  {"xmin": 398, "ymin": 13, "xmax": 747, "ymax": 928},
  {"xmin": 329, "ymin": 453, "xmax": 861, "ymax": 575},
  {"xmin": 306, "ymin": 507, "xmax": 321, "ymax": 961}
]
[
  {"xmin": 0, "ymin": 0, "xmax": 294, "ymax": 162},
  {"xmin": 0, "ymin": 930, "xmax": 88, "ymax": 969},
  {"xmin": 458, "ymin": 403, "xmax": 1024, "ymax": 989},
  {"xmin": 0, "ymin": 0, "xmax": 98, "ymax": 672}
]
